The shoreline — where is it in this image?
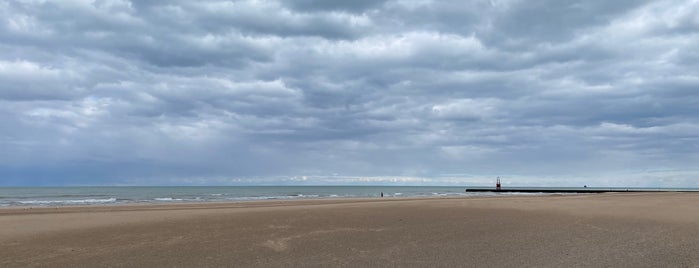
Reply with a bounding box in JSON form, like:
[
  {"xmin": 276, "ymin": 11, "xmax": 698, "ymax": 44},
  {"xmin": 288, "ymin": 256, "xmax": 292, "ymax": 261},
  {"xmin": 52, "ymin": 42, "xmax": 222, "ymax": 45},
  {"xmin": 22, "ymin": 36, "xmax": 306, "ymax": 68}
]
[
  {"xmin": 0, "ymin": 193, "xmax": 543, "ymax": 214},
  {"xmin": 0, "ymin": 190, "xmax": 615, "ymax": 214},
  {"xmin": 0, "ymin": 185, "xmax": 485, "ymax": 208},
  {"xmin": 8, "ymin": 185, "xmax": 695, "ymax": 208},
  {"xmin": 2, "ymin": 193, "xmax": 698, "ymax": 267},
  {"xmin": 0, "ymin": 190, "xmax": 595, "ymax": 211}
]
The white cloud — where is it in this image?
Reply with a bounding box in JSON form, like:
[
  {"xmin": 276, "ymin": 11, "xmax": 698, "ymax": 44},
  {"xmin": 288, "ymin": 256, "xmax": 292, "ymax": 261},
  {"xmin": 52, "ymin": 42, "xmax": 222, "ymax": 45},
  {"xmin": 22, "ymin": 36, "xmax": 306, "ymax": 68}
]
[
  {"xmin": 0, "ymin": 60, "xmax": 60, "ymax": 78},
  {"xmin": 431, "ymin": 98, "xmax": 500, "ymax": 120}
]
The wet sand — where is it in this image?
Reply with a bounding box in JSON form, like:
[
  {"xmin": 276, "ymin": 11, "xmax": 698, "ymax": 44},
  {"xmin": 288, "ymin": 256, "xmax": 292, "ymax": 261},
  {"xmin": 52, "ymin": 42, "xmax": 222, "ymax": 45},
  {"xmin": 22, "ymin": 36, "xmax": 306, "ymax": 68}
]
[{"xmin": 1, "ymin": 193, "xmax": 699, "ymax": 267}]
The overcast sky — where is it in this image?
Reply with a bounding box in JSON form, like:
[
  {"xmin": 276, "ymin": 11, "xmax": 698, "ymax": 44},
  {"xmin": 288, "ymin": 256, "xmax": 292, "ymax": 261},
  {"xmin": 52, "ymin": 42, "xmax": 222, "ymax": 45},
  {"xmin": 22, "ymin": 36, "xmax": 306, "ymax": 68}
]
[{"xmin": 1, "ymin": 0, "xmax": 698, "ymax": 186}]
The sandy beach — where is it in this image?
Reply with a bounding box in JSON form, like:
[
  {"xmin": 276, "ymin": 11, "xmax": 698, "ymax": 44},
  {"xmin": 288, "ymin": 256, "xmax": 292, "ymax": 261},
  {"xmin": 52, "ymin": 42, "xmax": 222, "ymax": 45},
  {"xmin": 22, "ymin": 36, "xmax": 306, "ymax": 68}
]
[{"xmin": 1, "ymin": 193, "xmax": 698, "ymax": 267}]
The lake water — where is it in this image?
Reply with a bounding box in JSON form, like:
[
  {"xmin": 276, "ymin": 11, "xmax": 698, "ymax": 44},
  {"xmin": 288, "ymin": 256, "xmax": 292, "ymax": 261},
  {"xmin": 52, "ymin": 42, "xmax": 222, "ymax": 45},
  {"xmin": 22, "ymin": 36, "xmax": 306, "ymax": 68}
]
[
  {"xmin": 0, "ymin": 186, "xmax": 491, "ymax": 207},
  {"xmin": 2, "ymin": 186, "xmax": 694, "ymax": 207}
]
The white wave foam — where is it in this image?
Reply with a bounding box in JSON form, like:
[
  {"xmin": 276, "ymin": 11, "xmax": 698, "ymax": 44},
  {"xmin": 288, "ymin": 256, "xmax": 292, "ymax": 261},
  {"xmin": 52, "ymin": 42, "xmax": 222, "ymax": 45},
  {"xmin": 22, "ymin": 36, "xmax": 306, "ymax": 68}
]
[
  {"xmin": 154, "ymin": 197, "xmax": 184, "ymax": 201},
  {"xmin": 18, "ymin": 198, "xmax": 117, "ymax": 205},
  {"xmin": 225, "ymin": 195, "xmax": 302, "ymax": 201}
]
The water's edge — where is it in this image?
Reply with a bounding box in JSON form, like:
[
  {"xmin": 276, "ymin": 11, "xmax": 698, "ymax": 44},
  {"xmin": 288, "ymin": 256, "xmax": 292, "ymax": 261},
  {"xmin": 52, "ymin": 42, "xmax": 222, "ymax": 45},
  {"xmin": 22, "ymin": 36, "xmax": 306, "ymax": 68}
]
[
  {"xmin": 3, "ymin": 186, "xmax": 695, "ymax": 207},
  {"xmin": 0, "ymin": 186, "xmax": 549, "ymax": 207}
]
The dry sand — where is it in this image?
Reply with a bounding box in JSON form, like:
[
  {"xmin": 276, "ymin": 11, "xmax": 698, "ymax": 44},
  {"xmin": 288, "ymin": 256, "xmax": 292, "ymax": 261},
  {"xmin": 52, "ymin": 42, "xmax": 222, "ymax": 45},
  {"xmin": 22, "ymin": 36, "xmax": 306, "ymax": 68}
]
[{"xmin": 1, "ymin": 193, "xmax": 699, "ymax": 267}]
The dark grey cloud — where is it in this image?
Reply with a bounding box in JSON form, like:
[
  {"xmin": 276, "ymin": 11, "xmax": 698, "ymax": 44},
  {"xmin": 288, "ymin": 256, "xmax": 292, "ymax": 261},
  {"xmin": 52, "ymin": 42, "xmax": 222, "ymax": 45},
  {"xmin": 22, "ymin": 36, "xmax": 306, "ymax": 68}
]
[
  {"xmin": 284, "ymin": 0, "xmax": 387, "ymax": 12},
  {"xmin": 1, "ymin": 0, "xmax": 698, "ymax": 186},
  {"xmin": 483, "ymin": 0, "xmax": 652, "ymax": 44}
]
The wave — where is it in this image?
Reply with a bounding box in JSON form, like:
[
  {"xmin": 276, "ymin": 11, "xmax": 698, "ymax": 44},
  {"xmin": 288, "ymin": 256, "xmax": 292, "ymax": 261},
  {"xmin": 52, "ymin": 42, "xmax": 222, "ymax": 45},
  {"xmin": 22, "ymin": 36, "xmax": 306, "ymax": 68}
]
[
  {"xmin": 17, "ymin": 198, "xmax": 117, "ymax": 205},
  {"xmin": 0, "ymin": 187, "xmax": 563, "ymax": 207},
  {"xmin": 224, "ymin": 194, "xmax": 324, "ymax": 201},
  {"xmin": 153, "ymin": 197, "xmax": 184, "ymax": 201}
]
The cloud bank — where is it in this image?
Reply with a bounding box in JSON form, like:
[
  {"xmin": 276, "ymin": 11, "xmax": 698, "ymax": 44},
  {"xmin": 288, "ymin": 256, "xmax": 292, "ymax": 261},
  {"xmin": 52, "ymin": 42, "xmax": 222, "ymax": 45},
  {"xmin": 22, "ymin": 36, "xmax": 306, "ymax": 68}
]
[{"xmin": 1, "ymin": 0, "xmax": 698, "ymax": 186}]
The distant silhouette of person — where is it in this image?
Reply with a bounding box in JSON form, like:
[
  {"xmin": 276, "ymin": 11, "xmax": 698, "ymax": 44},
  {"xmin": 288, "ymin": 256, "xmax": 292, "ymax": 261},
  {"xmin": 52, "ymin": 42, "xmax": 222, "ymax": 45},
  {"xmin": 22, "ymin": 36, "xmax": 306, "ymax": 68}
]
[{"xmin": 381, "ymin": 192, "xmax": 384, "ymax": 197}]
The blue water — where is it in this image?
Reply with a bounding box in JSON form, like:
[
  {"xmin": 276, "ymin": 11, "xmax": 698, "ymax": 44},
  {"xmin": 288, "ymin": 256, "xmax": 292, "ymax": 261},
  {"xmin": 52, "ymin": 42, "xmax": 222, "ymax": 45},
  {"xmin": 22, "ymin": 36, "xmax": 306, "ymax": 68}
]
[{"xmin": 0, "ymin": 186, "xmax": 495, "ymax": 207}]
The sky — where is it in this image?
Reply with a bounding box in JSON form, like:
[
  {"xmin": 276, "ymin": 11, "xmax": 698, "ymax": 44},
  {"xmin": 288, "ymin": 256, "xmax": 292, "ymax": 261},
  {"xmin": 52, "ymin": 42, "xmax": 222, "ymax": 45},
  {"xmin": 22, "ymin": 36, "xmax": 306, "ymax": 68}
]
[{"xmin": 1, "ymin": 0, "xmax": 698, "ymax": 187}]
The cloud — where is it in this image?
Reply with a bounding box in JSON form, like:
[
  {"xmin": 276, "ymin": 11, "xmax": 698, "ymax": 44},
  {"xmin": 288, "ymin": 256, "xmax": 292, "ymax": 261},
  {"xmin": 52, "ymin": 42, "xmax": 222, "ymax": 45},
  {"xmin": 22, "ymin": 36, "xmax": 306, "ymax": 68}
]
[{"xmin": 1, "ymin": 0, "xmax": 698, "ymax": 186}]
